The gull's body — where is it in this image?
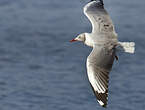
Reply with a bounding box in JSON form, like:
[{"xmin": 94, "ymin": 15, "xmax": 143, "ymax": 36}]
[{"xmin": 70, "ymin": 0, "xmax": 135, "ymax": 108}]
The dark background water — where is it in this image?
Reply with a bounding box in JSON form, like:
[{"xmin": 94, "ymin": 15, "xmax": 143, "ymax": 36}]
[{"xmin": 0, "ymin": 0, "xmax": 145, "ymax": 110}]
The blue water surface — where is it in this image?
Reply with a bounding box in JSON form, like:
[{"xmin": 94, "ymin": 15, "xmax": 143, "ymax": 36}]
[{"xmin": 0, "ymin": 0, "xmax": 145, "ymax": 110}]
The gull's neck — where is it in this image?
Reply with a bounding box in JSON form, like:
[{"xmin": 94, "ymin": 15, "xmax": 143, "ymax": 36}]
[{"xmin": 84, "ymin": 33, "xmax": 94, "ymax": 47}]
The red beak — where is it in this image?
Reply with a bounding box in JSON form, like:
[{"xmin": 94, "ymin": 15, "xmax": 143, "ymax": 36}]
[{"xmin": 70, "ymin": 39, "xmax": 77, "ymax": 42}]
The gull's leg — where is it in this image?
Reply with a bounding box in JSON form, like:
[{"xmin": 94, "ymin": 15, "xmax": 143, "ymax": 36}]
[{"xmin": 115, "ymin": 55, "xmax": 118, "ymax": 61}]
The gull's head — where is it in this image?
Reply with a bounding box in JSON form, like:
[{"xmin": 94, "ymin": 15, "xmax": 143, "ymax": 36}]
[{"xmin": 70, "ymin": 33, "xmax": 86, "ymax": 42}]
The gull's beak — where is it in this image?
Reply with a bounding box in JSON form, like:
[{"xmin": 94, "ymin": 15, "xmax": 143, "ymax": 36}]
[{"xmin": 70, "ymin": 39, "xmax": 77, "ymax": 42}]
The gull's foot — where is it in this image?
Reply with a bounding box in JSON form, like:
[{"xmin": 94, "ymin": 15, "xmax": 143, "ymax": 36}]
[{"xmin": 115, "ymin": 55, "xmax": 118, "ymax": 61}]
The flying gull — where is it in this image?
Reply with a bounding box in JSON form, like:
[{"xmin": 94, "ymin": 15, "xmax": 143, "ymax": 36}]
[{"xmin": 70, "ymin": 0, "xmax": 135, "ymax": 108}]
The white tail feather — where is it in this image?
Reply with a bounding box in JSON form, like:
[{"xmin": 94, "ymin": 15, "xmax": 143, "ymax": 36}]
[{"xmin": 117, "ymin": 42, "xmax": 135, "ymax": 53}]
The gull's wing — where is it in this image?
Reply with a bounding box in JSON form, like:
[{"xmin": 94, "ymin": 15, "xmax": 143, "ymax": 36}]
[
  {"xmin": 86, "ymin": 45, "xmax": 115, "ymax": 107},
  {"xmin": 84, "ymin": 1, "xmax": 116, "ymax": 34}
]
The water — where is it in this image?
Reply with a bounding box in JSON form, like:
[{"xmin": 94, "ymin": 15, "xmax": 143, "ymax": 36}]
[{"xmin": 0, "ymin": 0, "xmax": 145, "ymax": 110}]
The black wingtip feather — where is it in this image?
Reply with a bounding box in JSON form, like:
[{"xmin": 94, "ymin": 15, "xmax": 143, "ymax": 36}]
[
  {"xmin": 90, "ymin": 83, "xmax": 108, "ymax": 108},
  {"xmin": 90, "ymin": 0, "xmax": 104, "ymax": 9},
  {"xmin": 91, "ymin": 0, "xmax": 104, "ymax": 6}
]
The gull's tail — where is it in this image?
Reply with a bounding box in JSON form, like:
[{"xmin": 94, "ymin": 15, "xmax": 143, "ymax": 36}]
[{"xmin": 116, "ymin": 42, "xmax": 135, "ymax": 53}]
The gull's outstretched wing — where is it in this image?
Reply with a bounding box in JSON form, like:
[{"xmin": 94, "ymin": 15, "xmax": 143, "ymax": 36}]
[
  {"xmin": 86, "ymin": 45, "xmax": 115, "ymax": 107},
  {"xmin": 84, "ymin": 1, "xmax": 116, "ymax": 34}
]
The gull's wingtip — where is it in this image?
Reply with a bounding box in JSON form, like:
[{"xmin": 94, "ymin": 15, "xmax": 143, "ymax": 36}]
[
  {"xmin": 98, "ymin": 100, "xmax": 107, "ymax": 108},
  {"xmin": 91, "ymin": 0, "xmax": 104, "ymax": 5},
  {"xmin": 89, "ymin": 83, "xmax": 108, "ymax": 108},
  {"xmin": 84, "ymin": 0, "xmax": 104, "ymax": 13}
]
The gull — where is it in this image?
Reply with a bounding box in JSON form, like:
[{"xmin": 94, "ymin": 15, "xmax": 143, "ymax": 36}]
[{"xmin": 70, "ymin": 0, "xmax": 135, "ymax": 108}]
